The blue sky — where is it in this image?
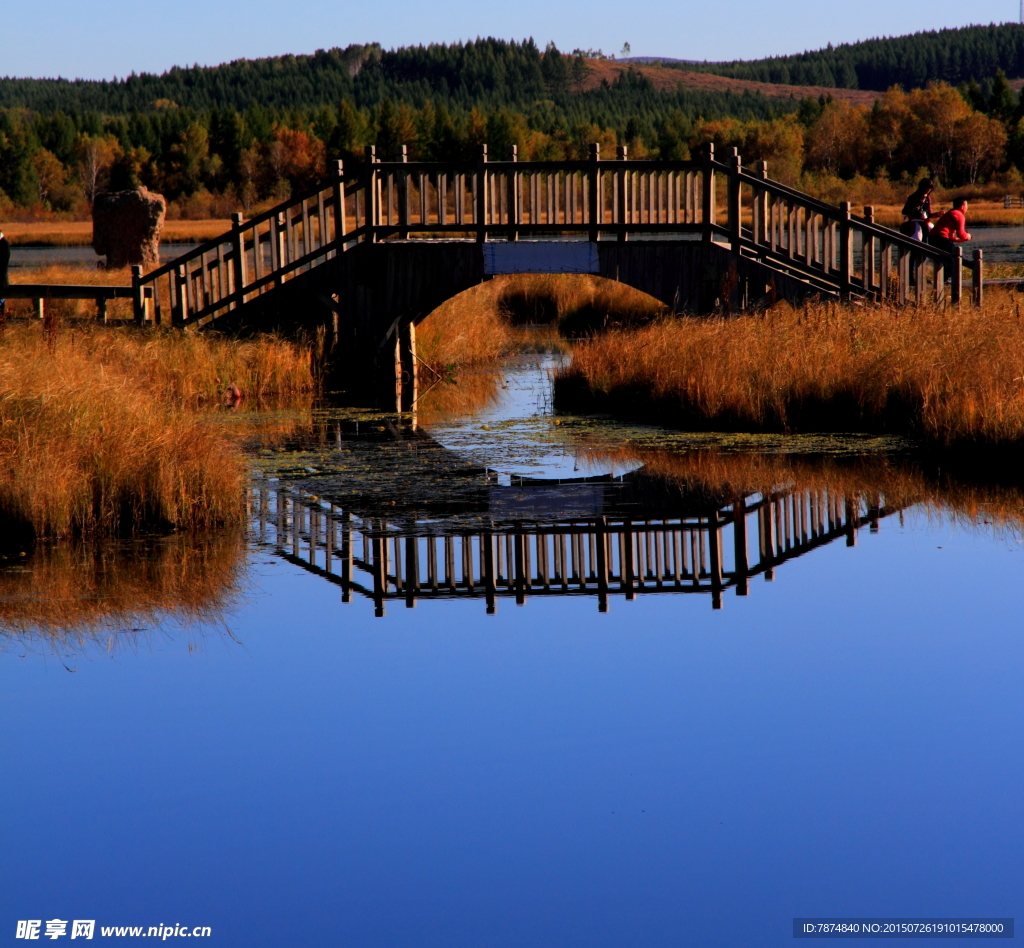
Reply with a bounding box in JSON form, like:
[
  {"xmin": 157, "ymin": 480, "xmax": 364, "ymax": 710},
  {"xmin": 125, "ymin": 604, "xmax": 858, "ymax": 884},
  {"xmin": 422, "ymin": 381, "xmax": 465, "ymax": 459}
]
[{"xmin": 1, "ymin": 0, "xmax": 1019, "ymax": 81}]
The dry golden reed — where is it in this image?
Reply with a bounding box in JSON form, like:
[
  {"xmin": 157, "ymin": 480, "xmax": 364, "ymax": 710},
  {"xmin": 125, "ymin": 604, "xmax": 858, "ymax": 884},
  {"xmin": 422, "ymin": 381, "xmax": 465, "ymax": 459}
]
[
  {"xmin": 560, "ymin": 291, "xmax": 1024, "ymax": 447},
  {"xmin": 416, "ymin": 273, "xmax": 665, "ymax": 371},
  {"xmin": 0, "ymin": 323, "xmax": 314, "ymax": 540}
]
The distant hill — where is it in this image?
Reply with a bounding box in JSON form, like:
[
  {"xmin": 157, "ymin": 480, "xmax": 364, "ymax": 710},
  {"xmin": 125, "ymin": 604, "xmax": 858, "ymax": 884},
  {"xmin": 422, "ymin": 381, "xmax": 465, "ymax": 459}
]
[
  {"xmin": 582, "ymin": 60, "xmax": 880, "ymax": 107},
  {"xmin": 0, "ymin": 39, "xmax": 782, "ymax": 123},
  {"xmin": 673, "ymin": 23, "xmax": 1024, "ymax": 90}
]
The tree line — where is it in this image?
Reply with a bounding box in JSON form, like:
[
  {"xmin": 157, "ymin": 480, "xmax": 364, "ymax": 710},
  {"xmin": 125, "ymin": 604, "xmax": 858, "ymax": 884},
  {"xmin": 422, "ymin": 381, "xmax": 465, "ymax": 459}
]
[
  {"xmin": 682, "ymin": 23, "xmax": 1024, "ymax": 92},
  {"xmin": 0, "ymin": 47, "xmax": 1020, "ymax": 216}
]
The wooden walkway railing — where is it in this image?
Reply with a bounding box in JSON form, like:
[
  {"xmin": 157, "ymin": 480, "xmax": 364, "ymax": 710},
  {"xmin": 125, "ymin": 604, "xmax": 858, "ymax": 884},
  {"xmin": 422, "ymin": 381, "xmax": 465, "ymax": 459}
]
[
  {"xmin": 249, "ymin": 480, "xmax": 899, "ymax": 616},
  {"xmin": 137, "ymin": 144, "xmax": 986, "ymax": 329},
  {"xmin": 5, "ymin": 272, "xmax": 153, "ymax": 324}
]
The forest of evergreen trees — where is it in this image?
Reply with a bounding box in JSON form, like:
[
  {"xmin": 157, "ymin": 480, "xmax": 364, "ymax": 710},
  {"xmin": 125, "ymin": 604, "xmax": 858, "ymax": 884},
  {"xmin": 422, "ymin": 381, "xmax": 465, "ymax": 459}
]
[
  {"xmin": 685, "ymin": 23, "xmax": 1024, "ymax": 91},
  {"xmin": 0, "ymin": 32, "xmax": 1022, "ymax": 217}
]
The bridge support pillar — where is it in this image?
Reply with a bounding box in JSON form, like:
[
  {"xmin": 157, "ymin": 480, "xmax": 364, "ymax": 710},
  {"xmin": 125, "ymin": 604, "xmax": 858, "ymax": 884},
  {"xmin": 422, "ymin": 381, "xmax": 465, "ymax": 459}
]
[{"xmin": 400, "ymin": 321, "xmax": 418, "ymax": 414}]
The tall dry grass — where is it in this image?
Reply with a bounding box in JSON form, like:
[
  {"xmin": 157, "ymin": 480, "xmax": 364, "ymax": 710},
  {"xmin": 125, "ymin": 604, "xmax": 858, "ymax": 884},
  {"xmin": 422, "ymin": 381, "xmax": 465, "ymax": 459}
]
[
  {"xmin": 0, "ymin": 323, "xmax": 314, "ymax": 541},
  {"xmin": 558, "ymin": 291, "xmax": 1024, "ymax": 448},
  {"xmin": 416, "ymin": 273, "xmax": 666, "ymax": 372}
]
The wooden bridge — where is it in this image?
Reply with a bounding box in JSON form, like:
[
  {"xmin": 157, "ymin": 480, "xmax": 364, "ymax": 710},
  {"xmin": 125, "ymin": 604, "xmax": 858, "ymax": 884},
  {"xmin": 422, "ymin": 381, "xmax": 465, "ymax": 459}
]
[
  {"xmin": 134, "ymin": 144, "xmax": 986, "ymax": 408},
  {"xmin": 249, "ymin": 476, "xmax": 900, "ymax": 616}
]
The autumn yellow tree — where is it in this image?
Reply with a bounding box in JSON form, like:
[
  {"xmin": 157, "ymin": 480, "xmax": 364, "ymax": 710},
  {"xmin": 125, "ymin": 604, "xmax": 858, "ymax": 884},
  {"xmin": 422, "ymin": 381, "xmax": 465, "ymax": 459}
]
[
  {"xmin": 31, "ymin": 148, "xmax": 65, "ymax": 207},
  {"xmin": 804, "ymin": 101, "xmax": 869, "ymax": 177},
  {"xmin": 75, "ymin": 134, "xmax": 121, "ymax": 204}
]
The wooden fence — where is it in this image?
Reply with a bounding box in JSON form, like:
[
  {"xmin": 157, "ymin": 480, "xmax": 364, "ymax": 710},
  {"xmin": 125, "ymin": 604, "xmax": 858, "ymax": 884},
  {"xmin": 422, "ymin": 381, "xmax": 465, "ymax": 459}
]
[{"xmin": 5, "ymin": 270, "xmax": 152, "ymax": 324}]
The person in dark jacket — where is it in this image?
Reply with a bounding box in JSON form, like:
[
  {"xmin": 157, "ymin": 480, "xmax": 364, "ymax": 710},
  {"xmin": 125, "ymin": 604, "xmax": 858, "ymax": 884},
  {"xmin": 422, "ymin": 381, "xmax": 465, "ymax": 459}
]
[
  {"xmin": 901, "ymin": 178, "xmax": 934, "ymax": 241},
  {"xmin": 0, "ymin": 227, "xmax": 9, "ymax": 321}
]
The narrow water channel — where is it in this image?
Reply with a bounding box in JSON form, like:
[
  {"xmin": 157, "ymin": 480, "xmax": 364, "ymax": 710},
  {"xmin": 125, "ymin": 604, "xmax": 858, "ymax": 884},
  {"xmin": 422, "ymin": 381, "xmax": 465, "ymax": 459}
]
[{"xmin": 3, "ymin": 354, "xmax": 1023, "ymax": 946}]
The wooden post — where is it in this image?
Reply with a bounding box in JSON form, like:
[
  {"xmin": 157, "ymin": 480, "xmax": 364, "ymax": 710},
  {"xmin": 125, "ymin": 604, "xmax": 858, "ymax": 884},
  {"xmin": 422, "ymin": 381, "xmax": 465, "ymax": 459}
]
[
  {"xmin": 616, "ymin": 145, "xmax": 628, "ymax": 242},
  {"xmin": 701, "ymin": 142, "xmax": 715, "ymax": 243},
  {"xmin": 371, "ymin": 534, "xmax": 386, "ymax": 618},
  {"xmin": 400, "ymin": 320, "xmax": 417, "ymax": 413},
  {"xmin": 508, "ymin": 144, "xmax": 519, "ymax": 242},
  {"xmin": 397, "ymin": 145, "xmax": 410, "ymax": 238},
  {"xmin": 230, "ymin": 212, "xmax": 247, "ymax": 308},
  {"xmin": 727, "ymin": 146, "xmax": 741, "ymax": 255},
  {"xmin": 864, "ymin": 206, "xmax": 876, "ymax": 296},
  {"xmin": 482, "ymin": 531, "xmax": 496, "ymax": 615},
  {"xmin": 96, "ymin": 296, "xmax": 107, "ymax": 325},
  {"xmin": 754, "ymin": 160, "xmax": 768, "ymax": 246},
  {"xmin": 365, "ymin": 146, "xmax": 378, "ymax": 242},
  {"xmin": 972, "ymin": 248, "xmax": 984, "ymax": 307},
  {"xmin": 131, "ymin": 265, "xmax": 145, "ymax": 325},
  {"xmin": 595, "ymin": 518, "xmax": 609, "ymax": 613},
  {"xmin": 476, "ymin": 144, "xmax": 488, "ymax": 243},
  {"xmin": 950, "ymin": 243, "xmax": 962, "ymax": 305},
  {"xmin": 845, "ymin": 498, "xmax": 858, "ymax": 547},
  {"xmin": 708, "ymin": 515, "xmax": 723, "ymax": 610},
  {"xmin": 839, "ymin": 201, "xmax": 852, "ymax": 296},
  {"xmin": 392, "ymin": 328, "xmax": 403, "ymax": 412},
  {"xmin": 512, "ymin": 531, "xmax": 527, "ymax": 606},
  {"xmin": 174, "ymin": 264, "xmax": 187, "ymax": 325},
  {"xmin": 332, "ymin": 159, "xmax": 346, "ymax": 244},
  {"xmin": 622, "ymin": 520, "xmax": 635, "ymax": 600},
  {"xmin": 588, "ymin": 143, "xmax": 600, "ymax": 243},
  {"xmin": 33, "ymin": 298, "xmax": 44, "ymax": 320},
  {"xmin": 733, "ymin": 496, "xmax": 748, "ymax": 596}
]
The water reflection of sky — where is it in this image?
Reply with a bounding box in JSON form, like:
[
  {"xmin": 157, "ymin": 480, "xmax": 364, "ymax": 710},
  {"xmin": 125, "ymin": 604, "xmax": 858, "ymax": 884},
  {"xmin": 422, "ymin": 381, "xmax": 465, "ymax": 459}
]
[
  {"xmin": 425, "ymin": 352, "xmax": 642, "ymax": 482},
  {"xmin": 3, "ymin": 366, "xmax": 1024, "ymax": 947},
  {"xmin": 9, "ymin": 243, "xmax": 198, "ymax": 268}
]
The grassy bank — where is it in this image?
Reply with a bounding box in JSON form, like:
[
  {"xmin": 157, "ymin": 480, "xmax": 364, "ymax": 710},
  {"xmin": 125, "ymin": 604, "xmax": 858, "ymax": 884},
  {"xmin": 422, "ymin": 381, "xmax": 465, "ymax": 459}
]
[
  {"xmin": 0, "ymin": 323, "xmax": 314, "ymax": 544},
  {"xmin": 3, "ymin": 220, "xmax": 233, "ymax": 247},
  {"xmin": 557, "ymin": 291, "xmax": 1024, "ymax": 449}
]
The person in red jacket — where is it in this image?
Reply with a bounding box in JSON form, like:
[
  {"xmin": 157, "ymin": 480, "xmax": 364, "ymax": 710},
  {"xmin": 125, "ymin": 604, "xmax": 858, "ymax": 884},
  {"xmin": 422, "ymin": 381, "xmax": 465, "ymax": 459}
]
[{"xmin": 928, "ymin": 198, "xmax": 971, "ymax": 255}]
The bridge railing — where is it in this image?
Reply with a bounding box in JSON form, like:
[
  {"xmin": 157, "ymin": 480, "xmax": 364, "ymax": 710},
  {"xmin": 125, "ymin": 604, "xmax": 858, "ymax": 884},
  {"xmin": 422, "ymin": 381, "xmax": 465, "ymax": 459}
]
[
  {"xmin": 363, "ymin": 144, "xmax": 706, "ymax": 242},
  {"xmin": 722, "ymin": 152, "xmax": 976, "ymax": 305},
  {"xmin": 250, "ymin": 479, "xmax": 899, "ymax": 615},
  {"xmin": 138, "ymin": 168, "xmax": 355, "ymax": 328},
  {"xmin": 139, "ymin": 143, "xmax": 984, "ymax": 328}
]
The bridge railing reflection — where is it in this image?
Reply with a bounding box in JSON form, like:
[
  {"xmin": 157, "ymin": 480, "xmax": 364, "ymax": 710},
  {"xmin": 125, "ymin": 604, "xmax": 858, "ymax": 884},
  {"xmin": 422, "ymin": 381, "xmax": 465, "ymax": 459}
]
[{"xmin": 249, "ymin": 483, "xmax": 899, "ymax": 616}]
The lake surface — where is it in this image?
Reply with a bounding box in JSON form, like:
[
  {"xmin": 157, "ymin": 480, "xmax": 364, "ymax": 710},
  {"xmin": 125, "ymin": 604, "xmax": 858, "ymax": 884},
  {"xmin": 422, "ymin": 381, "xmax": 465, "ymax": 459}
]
[
  {"xmin": 9, "ymin": 243, "xmax": 198, "ymax": 269},
  {"xmin": 6, "ymin": 224, "xmax": 1023, "ymax": 271},
  {"xmin": 2, "ymin": 356, "xmax": 1023, "ymax": 947},
  {"xmin": 968, "ymin": 225, "xmax": 1024, "ymax": 264}
]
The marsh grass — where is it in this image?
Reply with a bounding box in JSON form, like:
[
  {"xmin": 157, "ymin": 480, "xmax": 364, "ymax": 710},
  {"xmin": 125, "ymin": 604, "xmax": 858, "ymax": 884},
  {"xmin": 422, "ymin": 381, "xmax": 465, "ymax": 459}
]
[
  {"xmin": 558, "ymin": 290, "xmax": 1024, "ymax": 448},
  {"xmin": 416, "ymin": 273, "xmax": 665, "ymax": 372},
  {"xmin": 0, "ymin": 323, "xmax": 314, "ymax": 542}
]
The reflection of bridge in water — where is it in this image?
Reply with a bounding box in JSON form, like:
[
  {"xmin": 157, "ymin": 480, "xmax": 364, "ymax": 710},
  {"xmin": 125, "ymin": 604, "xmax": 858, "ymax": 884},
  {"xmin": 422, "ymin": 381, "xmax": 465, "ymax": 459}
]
[{"xmin": 249, "ymin": 476, "xmax": 900, "ymax": 616}]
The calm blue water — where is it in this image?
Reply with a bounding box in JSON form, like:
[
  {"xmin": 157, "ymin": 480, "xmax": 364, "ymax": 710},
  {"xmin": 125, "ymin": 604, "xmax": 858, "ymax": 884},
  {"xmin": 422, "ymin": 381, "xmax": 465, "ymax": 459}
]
[{"xmin": 2, "ymin": 362, "xmax": 1022, "ymax": 947}]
